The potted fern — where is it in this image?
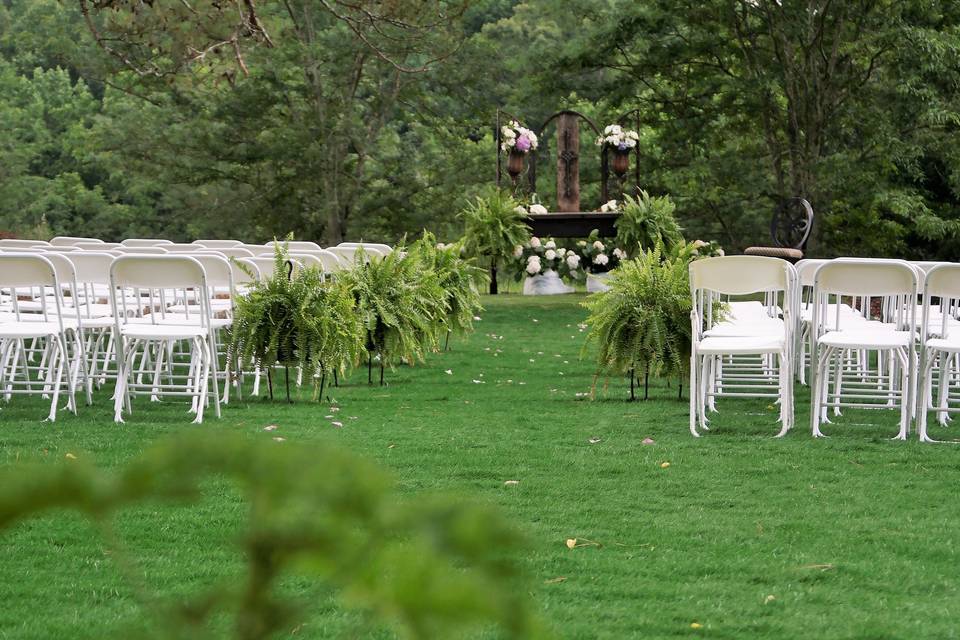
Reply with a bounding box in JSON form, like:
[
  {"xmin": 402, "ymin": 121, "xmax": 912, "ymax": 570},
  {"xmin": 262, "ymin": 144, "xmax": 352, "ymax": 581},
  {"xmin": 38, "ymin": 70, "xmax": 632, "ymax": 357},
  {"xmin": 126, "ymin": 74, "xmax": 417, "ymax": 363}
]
[
  {"xmin": 230, "ymin": 244, "xmax": 365, "ymax": 401},
  {"xmin": 339, "ymin": 247, "xmax": 449, "ymax": 385},
  {"xmin": 615, "ymin": 189, "xmax": 684, "ymax": 258},
  {"xmin": 582, "ymin": 243, "xmax": 703, "ymax": 401},
  {"xmin": 460, "ymin": 189, "xmax": 531, "ymax": 294},
  {"xmin": 412, "ymin": 232, "xmax": 487, "ymax": 350}
]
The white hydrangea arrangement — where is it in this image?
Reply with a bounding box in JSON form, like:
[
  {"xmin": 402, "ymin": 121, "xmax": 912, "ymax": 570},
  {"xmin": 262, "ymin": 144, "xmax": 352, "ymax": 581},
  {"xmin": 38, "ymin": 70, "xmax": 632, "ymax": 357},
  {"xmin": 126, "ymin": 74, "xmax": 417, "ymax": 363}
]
[
  {"xmin": 595, "ymin": 124, "xmax": 639, "ymax": 151},
  {"xmin": 500, "ymin": 121, "xmax": 539, "ymax": 154},
  {"xmin": 512, "ymin": 236, "xmax": 583, "ymax": 283},
  {"xmin": 574, "ymin": 230, "xmax": 627, "ymax": 274},
  {"xmin": 599, "ymin": 199, "xmax": 620, "ymax": 213}
]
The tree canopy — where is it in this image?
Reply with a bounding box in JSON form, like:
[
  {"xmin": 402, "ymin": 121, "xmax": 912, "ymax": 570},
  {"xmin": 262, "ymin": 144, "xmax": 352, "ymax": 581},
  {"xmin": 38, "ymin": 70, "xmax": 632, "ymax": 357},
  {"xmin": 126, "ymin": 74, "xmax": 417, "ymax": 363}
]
[{"xmin": 0, "ymin": 0, "xmax": 958, "ymax": 256}]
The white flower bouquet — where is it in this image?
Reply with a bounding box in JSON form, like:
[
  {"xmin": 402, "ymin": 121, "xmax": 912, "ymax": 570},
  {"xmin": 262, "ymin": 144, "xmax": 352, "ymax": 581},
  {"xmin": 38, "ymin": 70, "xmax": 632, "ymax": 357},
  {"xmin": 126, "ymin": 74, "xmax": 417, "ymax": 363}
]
[
  {"xmin": 574, "ymin": 230, "xmax": 627, "ymax": 274},
  {"xmin": 500, "ymin": 121, "xmax": 539, "ymax": 154},
  {"xmin": 512, "ymin": 236, "xmax": 583, "ymax": 283},
  {"xmin": 595, "ymin": 124, "xmax": 639, "ymax": 151}
]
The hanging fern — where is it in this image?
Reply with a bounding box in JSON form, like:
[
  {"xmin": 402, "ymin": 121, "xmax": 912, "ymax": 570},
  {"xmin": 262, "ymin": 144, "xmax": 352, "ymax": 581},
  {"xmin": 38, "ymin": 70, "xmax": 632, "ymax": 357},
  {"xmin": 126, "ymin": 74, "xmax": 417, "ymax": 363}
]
[
  {"xmin": 460, "ymin": 188, "xmax": 531, "ymax": 293},
  {"xmin": 411, "ymin": 231, "xmax": 487, "ymax": 337},
  {"xmin": 339, "ymin": 247, "xmax": 449, "ymax": 378},
  {"xmin": 582, "ymin": 243, "xmax": 703, "ymax": 394},
  {"xmin": 230, "ymin": 241, "xmax": 365, "ymax": 398},
  {"xmin": 615, "ymin": 189, "xmax": 684, "ymax": 257}
]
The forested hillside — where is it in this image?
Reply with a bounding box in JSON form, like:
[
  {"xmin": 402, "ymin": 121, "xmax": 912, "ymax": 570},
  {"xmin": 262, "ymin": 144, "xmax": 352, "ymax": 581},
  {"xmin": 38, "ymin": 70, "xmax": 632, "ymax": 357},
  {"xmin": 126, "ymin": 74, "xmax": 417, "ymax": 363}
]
[{"xmin": 1, "ymin": 0, "xmax": 958, "ymax": 257}]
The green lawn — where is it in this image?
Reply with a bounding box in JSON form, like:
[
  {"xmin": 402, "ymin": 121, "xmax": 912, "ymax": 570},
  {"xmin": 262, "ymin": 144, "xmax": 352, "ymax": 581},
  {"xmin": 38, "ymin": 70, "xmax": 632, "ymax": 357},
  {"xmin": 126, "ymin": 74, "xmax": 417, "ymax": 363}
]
[{"xmin": 1, "ymin": 294, "xmax": 959, "ymax": 639}]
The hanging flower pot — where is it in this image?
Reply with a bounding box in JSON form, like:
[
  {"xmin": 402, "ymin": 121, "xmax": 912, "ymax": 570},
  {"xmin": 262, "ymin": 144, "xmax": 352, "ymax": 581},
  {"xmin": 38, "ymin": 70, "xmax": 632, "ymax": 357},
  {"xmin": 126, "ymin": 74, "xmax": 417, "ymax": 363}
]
[
  {"xmin": 612, "ymin": 148, "xmax": 630, "ymax": 178},
  {"xmin": 507, "ymin": 149, "xmax": 525, "ymax": 180}
]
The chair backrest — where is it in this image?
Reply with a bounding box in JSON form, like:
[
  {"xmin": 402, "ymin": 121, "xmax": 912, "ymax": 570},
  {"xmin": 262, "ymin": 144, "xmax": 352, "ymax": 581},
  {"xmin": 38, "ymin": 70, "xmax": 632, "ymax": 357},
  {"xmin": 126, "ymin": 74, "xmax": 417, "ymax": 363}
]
[
  {"xmin": 64, "ymin": 252, "xmax": 114, "ymax": 286},
  {"xmin": 190, "ymin": 254, "xmax": 233, "ymax": 290},
  {"xmin": 193, "ymin": 239, "xmax": 242, "ymax": 248},
  {"xmin": 75, "ymin": 241, "xmax": 121, "ymax": 250},
  {"xmin": 0, "ymin": 239, "xmax": 50, "ymax": 248},
  {"xmin": 690, "ymin": 256, "xmax": 791, "ymax": 296},
  {"xmin": 338, "ymin": 242, "xmax": 392, "ymax": 253},
  {"xmin": 114, "ymin": 246, "xmax": 170, "ymax": 254},
  {"xmin": 326, "ymin": 246, "xmax": 372, "ymax": 265},
  {"xmin": 314, "ymin": 249, "xmax": 344, "ymax": 272},
  {"xmin": 814, "ymin": 259, "xmax": 917, "ymax": 297},
  {"xmin": 0, "ymin": 253, "xmax": 64, "ymax": 323},
  {"xmin": 162, "ymin": 243, "xmax": 207, "ymax": 253},
  {"xmin": 228, "ymin": 257, "xmax": 260, "ymax": 286},
  {"xmin": 121, "ymin": 238, "xmax": 174, "ymax": 247},
  {"xmin": 110, "ymin": 256, "xmax": 210, "ymax": 327},
  {"xmin": 239, "ymin": 256, "xmax": 299, "ymax": 280},
  {"xmin": 794, "ymin": 259, "xmax": 829, "ymax": 287},
  {"xmin": 922, "ymin": 263, "xmax": 960, "ymax": 341},
  {"xmin": 199, "ymin": 247, "xmax": 254, "ymax": 259},
  {"xmin": 50, "ymin": 236, "xmax": 104, "ymax": 246},
  {"xmin": 264, "ymin": 240, "xmax": 322, "ymax": 251}
]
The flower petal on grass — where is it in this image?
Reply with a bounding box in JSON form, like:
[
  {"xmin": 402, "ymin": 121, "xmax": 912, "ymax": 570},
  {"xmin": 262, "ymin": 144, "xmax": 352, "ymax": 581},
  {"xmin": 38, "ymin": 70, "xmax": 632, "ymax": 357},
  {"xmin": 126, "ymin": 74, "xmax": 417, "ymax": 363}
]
[
  {"xmin": 642, "ymin": 437, "xmax": 655, "ymax": 445},
  {"xmin": 504, "ymin": 480, "xmax": 519, "ymax": 486},
  {"xmin": 331, "ymin": 421, "xmax": 343, "ymax": 428}
]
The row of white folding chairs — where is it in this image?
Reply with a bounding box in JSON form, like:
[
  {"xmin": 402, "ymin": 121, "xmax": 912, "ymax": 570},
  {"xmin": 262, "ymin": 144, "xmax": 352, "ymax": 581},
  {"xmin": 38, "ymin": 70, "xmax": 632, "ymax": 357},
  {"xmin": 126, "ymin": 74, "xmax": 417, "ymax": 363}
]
[
  {"xmin": 0, "ymin": 253, "xmax": 233, "ymax": 423},
  {"xmin": 1, "ymin": 238, "xmax": 393, "ymax": 274},
  {"xmin": 694, "ymin": 256, "xmax": 960, "ymax": 441}
]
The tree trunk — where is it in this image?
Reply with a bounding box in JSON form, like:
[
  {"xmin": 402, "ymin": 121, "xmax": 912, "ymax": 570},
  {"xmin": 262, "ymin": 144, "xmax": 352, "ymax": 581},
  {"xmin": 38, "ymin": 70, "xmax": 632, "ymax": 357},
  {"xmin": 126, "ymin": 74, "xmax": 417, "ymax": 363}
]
[{"xmin": 489, "ymin": 263, "xmax": 498, "ymax": 295}]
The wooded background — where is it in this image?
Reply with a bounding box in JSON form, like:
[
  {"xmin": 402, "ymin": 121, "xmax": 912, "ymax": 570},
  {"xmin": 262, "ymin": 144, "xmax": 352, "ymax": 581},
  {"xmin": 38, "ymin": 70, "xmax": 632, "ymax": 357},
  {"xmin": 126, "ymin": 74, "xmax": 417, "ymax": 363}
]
[{"xmin": 1, "ymin": 0, "xmax": 958, "ymax": 257}]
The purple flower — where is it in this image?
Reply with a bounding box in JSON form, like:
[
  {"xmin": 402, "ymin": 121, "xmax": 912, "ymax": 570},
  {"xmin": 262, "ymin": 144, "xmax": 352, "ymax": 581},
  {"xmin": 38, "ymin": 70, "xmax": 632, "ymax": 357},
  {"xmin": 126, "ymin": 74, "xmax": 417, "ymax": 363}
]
[
  {"xmin": 515, "ymin": 135, "xmax": 531, "ymax": 152},
  {"xmin": 617, "ymin": 142, "xmax": 628, "ymax": 151}
]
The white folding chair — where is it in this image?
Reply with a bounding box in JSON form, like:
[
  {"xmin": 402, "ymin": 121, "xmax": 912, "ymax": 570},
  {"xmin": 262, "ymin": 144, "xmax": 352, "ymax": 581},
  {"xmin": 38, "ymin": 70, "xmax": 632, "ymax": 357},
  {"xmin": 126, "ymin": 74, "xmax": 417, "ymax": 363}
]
[
  {"xmin": 809, "ymin": 259, "xmax": 918, "ymax": 439},
  {"xmin": 916, "ymin": 264, "xmax": 960, "ymax": 442},
  {"xmin": 0, "ymin": 254, "xmax": 81, "ymax": 421},
  {"xmin": 61, "ymin": 252, "xmax": 120, "ymax": 391},
  {"xmin": 689, "ymin": 256, "xmax": 796, "ymax": 437},
  {"xmin": 110, "ymin": 256, "xmax": 220, "ymax": 423}
]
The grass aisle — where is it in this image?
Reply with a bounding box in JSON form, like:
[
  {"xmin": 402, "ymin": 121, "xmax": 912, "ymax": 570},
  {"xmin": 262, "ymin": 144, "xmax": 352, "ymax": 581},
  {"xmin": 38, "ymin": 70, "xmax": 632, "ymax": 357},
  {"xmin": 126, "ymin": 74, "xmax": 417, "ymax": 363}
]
[{"xmin": 1, "ymin": 294, "xmax": 959, "ymax": 639}]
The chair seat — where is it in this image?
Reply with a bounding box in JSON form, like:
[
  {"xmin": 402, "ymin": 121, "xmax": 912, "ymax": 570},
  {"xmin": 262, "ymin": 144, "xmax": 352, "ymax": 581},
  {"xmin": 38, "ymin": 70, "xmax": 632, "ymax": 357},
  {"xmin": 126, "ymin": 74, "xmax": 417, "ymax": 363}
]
[
  {"xmin": 0, "ymin": 314, "xmax": 79, "ymax": 329},
  {"xmin": 697, "ymin": 335, "xmax": 785, "ymax": 355},
  {"xmin": 819, "ymin": 330, "xmax": 913, "ymax": 349},
  {"xmin": 119, "ymin": 324, "xmax": 210, "ymax": 340},
  {"xmin": 926, "ymin": 337, "xmax": 960, "ymax": 352},
  {"xmin": 0, "ymin": 321, "xmax": 71, "ymax": 338},
  {"xmin": 704, "ymin": 321, "xmax": 785, "ymax": 338},
  {"xmin": 744, "ymin": 246, "xmax": 803, "ymax": 262},
  {"xmin": 127, "ymin": 315, "xmax": 232, "ymax": 329}
]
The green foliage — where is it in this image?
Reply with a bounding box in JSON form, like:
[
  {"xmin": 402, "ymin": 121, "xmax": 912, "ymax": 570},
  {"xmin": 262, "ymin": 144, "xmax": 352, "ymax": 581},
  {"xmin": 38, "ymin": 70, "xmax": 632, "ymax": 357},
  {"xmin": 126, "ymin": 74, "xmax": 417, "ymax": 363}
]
[
  {"xmin": 615, "ymin": 190, "xmax": 684, "ymax": 257},
  {"xmin": 230, "ymin": 242, "xmax": 365, "ymax": 385},
  {"xmin": 581, "ymin": 243, "xmax": 698, "ymax": 385},
  {"xmin": 0, "ymin": 432, "xmax": 546, "ymax": 639},
  {"xmin": 411, "ymin": 232, "xmax": 487, "ymax": 337},
  {"xmin": 340, "ymin": 248, "xmax": 449, "ymax": 368},
  {"xmin": 460, "ymin": 189, "xmax": 532, "ymax": 266}
]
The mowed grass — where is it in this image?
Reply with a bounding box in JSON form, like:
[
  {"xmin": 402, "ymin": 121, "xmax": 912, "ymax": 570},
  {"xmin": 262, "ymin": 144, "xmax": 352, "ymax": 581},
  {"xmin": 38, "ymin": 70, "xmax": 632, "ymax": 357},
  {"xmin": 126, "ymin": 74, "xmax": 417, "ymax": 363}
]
[{"xmin": 1, "ymin": 294, "xmax": 960, "ymax": 639}]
